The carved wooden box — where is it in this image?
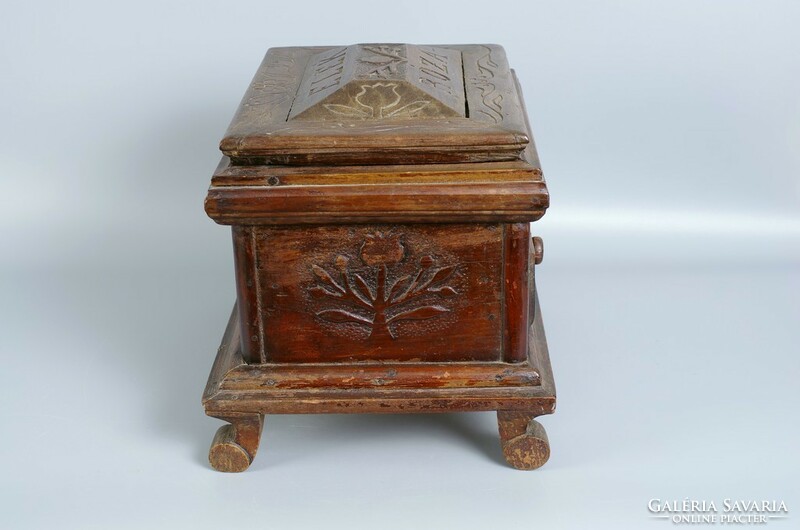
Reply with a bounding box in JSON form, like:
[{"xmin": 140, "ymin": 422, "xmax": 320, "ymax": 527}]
[{"xmin": 203, "ymin": 44, "xmax": 555, "ymax": 472}]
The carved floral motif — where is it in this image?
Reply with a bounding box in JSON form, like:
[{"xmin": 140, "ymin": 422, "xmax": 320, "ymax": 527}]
[
  {"xmin": 308, "ymin": 232, "xmax": 460, "ymax": 340},
  {"xmin": 323, "ymin": 83, "xmax": 431, "ymax": 119}
]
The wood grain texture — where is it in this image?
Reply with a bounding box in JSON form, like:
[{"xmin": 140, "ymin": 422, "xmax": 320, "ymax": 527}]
[
  {"xmin": 503, "ymin": 223, "xmax": 530, "ymax": 363},
  {"xmin": 497, "ymin": 411, "xmax": 550, "ymax": 470},
  {"xmin": 202, "ymin": 43, "xmax": 555, "ymax": 471},
  {"xmin": 202, "ymin": 304, "xmax": 245, "ymax": 403},
  {"xmin": 232, "ymin": 226, "xmax": 263, "ymax": 363},
  {"xmin": 206, "ymin": 65, "xmax": 547, "ymax": 227},
  {"xmin": 220, "ymin": 44, "xmax": 528, "ymax": 166},
  {"xmin": 202, "ymin": 289, "xmax": 555, "ymax": 416},
  {"xmin": 288, "ymin": 44, "xmax": 465, "ymax": 121},
  {"xmin": 207, "ymin": 413, "xmax": 264, "ymax": 472},
  {"xmin": 254, "ymin": 224, "xmax": 504, "ymax": 363},
  {"xmin": 221, "ymin": 362, "xmax": 540, "ymax": 391},
  {"xmin": 205, "ymin": 153, "xmax": 546, "ymax": 226},
  {"xmin": 206, "ymin": 179, "xmax": 547, "ymax": 225},
  {"xmin": 208, "ymin": 424, "xmax": 251, "ymax": 472},
  {"xmin": 209, "ymin": 155, "xmax": 541, "ymax": 187}
]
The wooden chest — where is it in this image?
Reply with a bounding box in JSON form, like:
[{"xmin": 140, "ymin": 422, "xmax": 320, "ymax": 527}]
[{"xmin": 202, "ymin": 44, "xmax": 555, "ymax": 472}]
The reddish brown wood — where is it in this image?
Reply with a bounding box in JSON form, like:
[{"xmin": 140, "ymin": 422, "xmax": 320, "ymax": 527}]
[
  {"xmin": 202, "ymin": 43, "xmax": 556, "ymax": 471},
  {"xmin": 210, "ymin": 156, "xmax": 542, "ymax": 187},
  {"xmin": 203, "ymin": 294, "xmax": 555, "ymax": 416},
  {"xmin": 205, "ymin": 180, "xmax": 548, "ymax": 226},
  {"xmin": 532, "ymin": 236, "xmax": 544, "ymax": 265},
  {"xmin": 503, "ymin": 223, "xmax": 531, "ymax": 363},
  {"xmin": 232, "ymin": 226, "xmax": 263, "ymax": 363},
  {"xmin": 253, "ymin": 224, "xmax": 503, "ymax": 363},
  {"xmin": 497, "ymin": 411, "xmax": 550, "ymax": 470},
  {"xmin": 221, "ymin": 361, "xmax": 540, "ymax": 390}
]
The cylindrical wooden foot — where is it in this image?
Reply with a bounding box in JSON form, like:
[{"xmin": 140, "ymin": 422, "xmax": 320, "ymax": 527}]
[
  {"xmin": 207, "ymin": 413, "xmax": 263, "ymax": 472},
  {"xmin": 497, "ymin": 411, "xmax": 550, "ymax": 470},
  {"xmin": 209, "ymin": 424, "xmax": 252, "ymax": 472}
]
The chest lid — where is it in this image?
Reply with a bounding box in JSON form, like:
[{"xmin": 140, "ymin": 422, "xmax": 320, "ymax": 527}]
[{"xmin": 221, "ymin": 44, "xmax": 530, "ymax": 165}]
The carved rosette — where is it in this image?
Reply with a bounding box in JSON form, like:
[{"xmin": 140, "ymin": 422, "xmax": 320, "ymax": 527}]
[{"xmin": 307, "ymin": 232, "xmax": 464, "ymax": 341}]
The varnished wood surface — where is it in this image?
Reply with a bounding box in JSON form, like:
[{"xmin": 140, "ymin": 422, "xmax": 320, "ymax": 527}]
[
  {"xmin": 203, "ymin": 42, "xmax": 554, "ymax": 471},
  {"xmin": 231, "ymin": 227, "xmax": 263, "ymax": 364},
  {"xmin": 203, "ymin": 304, "xmax": 245, "ymax": 403},
  {"xmin": 205, "ymin": 181, "xmax": 548, "ymax": 225},
  {"xmin": 503, "ymin": 223, "xmax": 530, "ymax": 363},
  {"xmin": 209, "ymin": 155, "xmax": 541, "ymax": 187},
  {"xmin": 221, "ymin": 362, "xmax": 540, "ymax": 390},
  {"xmin": 203, "ymin": 287, "xmax": 555, "ymax": 415},
  {"xmin": 251, "ymin": 224, "xmax": 505, "ymax": 363},
  {"xmin": 206, "ymin": 65, "xmax": 547, "ymax": 226},
  {"xmin": 220, "ymin": 44, "xmax": 530, "ymax": 165}
]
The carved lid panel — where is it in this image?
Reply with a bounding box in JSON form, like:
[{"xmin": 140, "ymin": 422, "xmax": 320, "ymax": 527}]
[
  {"xmin": 221, "ymin": 44, "xmax": 532, "ymax": 166},
  {"xmin": 289, "ymin": 44, "xmax": 465, "ymax": 121}
]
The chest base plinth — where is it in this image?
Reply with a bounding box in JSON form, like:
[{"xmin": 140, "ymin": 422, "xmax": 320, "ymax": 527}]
[{"xmin": 203, "ymin": 289, "xmax": 555, "ymax": 472}]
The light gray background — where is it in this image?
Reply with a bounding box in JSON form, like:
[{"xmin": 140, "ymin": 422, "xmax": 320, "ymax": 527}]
[{"xmin": 1, "ymin": 1, "xmax": 798, "ymax": 528}]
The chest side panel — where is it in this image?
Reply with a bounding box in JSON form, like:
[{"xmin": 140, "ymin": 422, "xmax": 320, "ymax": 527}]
[{"xmin": 255, "ymin": 224, "xmax": 504, "ymax": 362}]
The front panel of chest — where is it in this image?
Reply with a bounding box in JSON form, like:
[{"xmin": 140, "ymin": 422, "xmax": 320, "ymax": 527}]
[{"xmin": 232, "ymin": 223, "xmax": 530, "ymax": 364}]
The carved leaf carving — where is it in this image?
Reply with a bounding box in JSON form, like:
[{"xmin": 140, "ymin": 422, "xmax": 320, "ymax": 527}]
[
  {"xmin": 419, "ymin": 265, "xmax": 456, "ymax": 292},
  {"xmin": 429, "ymin": 285, "xmax": 457, "ymax": 296},
  {"xmin": 309, "ymin": 232, "xmax": 461, "ymax": 341},
  {"xmin": 317, "ymin": 309, "xmax": 372, "ymax": 325},
  {"xmin": 321, "ymin": 83, "xmax": 433, "ymax": 120},
  {"xmin": 312, "ymin": 264, "xmax": 345, "ymax": 293},
  {"xmin": 388, "ymin": 305, "xmax": 449, "ymax": 323},
  {"xmin": 384, "ymin": 100, "xmax": 430, "ymax": 118},
  {"xmin": 309, "ymin": 285, "xmax": 342, "ymax": 299},
  {"xmin": 387, "ymin": 275, "xmax": 411, "ymax": 302},
  {"xmin": 323, "ymin": 104, "xmax": 371, "ymax": 118},
  {"xmin": 353, "ymin": 273, "xmax": 375, "ymax": 302}
]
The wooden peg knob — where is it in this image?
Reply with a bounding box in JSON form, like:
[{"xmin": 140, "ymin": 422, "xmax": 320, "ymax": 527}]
[{"xmin": 532, "ymin": 236, "xmax": 544, "ymax": 265}]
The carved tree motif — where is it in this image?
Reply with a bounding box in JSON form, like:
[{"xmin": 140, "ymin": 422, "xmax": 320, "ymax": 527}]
[{"xmin": 308, "ymin": 233, "xmax": 460, "ymax": 340}]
